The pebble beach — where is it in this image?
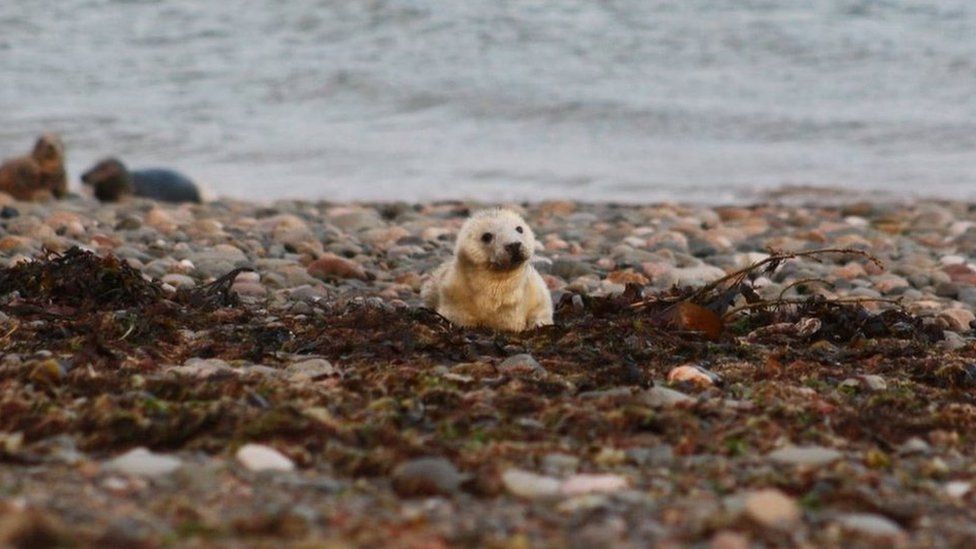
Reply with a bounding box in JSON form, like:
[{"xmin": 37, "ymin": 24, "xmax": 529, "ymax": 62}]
[{"xmin": 1, "ymin": 192, "xmax": 976, "ymax": 546}]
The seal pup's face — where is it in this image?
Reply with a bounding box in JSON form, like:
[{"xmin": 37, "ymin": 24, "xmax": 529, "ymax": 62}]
[
  {"xmin": 81, "ymin": 158, "xmax": 132, "ymax": 201},
  {"xmin": 456, "ymin": 209, "xmax": 536, "ymax": 272}
]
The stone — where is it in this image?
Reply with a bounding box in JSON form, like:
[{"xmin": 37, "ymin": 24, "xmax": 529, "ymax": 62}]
[
  {"xmin": 743, "ymin": 489, "xmax": 801, "ymax": 527},
  {"xmin": 549, "ymin": 258, "xmax": 593, "ymax": 279},
  {"xmin": 501, "ymin": 469, "xmax": 561, "ymax": 499},
  {"xmin": 872, "ymin": 274, "xmax": 909, "ymax": 294},
  {"xmin": 839, "ymin": 375, "xmax": 887, "ymax": 392},
  {"xmin": 937, "ymin": 308, "xmax": 975, "ymax": 332},
  {"xmin": 497, "ymin": 354, "xmax": 545, "ymax": 375},
  {"xmin": 897, "ymin": 437, "xmax": 931, "ymax": 456},
  {"xmin": 541, "ymin": 453, "xmax": 580, "ymax": 475},
  {"xmin": 104, "ymin": 448, "xmax": 183, "ymax": 477},
  {"xmin": 668, "ymin": 364, "xmax": 721, "ymax": 387},
  {"xmin": 560, "ymin": 474, "xmax": 628, "ymax": 496},
  {"xmin": 709, "ymin": 531, "xmax": 750, "ymax": 549},
  {"xmin": 640, "ymin": 386, "xmax": 694, "ymax": 408},
  {"xmin": 284, "ymin": 358, "xmax": 336, "ymax": 380},
  {"xmin": 236, "ymin": 443, "xmax": 295, "ymax": 472},
  {"xmin": 391, "ymin": 457, "xmax": 467, "ymax": 497},
  {"xmin": 768, "ymin": 445, "xmax": 842, "ymax": 467},
  {"xmin": 836, "ymin": 513, "xmax": 904, "ymax": 540},
  {"xmin": 161, "ymin": 273, "xmax": 196, "ymax": 289},
  {"xmin": 307, "ymin": 253, "xmax": 368, "ymax": 281},
  {"xmin": 672, "ymin": 265, "xmax": 726, "ymax": 287},
  {"xmin": 606, "ymin": 269, "xmax": 649, "ymax": 286},
  {"xmin": 168, "ymin": 358, "xmax": 236, "ymax": 379},
  {"xmin": 144, "ymin": 208, "xmax": 177, "ymax": 233},
  {"xmin": 231, "ymin": 281, "xmax": 267, "ymax": 297},
  {"xmin": 327, "ymin": 207, "xmax": 382, "ymax": 232}
]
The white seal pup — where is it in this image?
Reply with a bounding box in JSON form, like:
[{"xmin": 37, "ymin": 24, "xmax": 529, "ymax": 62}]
[{"xmin": 422, "ymin": 208, "xmax": 553, "ymax": 332}]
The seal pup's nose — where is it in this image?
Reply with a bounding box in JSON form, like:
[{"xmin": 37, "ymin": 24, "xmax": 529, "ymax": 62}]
[{"xmin": 505, "ymin": 241, "xmax": 523, "ymax": 260}]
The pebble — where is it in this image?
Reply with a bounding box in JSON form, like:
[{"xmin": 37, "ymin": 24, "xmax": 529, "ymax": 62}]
[
  {"xmin": 391, "ymin": 457, "xmax": 467, "ymax": 497},
  {"xmin": 743, "ymin": 489, "xmax": 801, "ymax": 527},
  {"xmin": 835, "ymin": 513, "xmax": 905, "ymax": 540},
  {"xmin": 767, "ymin": 445, "xmax": 842, "ymax": 467},
  {"xmin": 559, "ymin": 474, "xmax": 628, "ymax": 496},
  {"xmin": 284, "ymin": 358, "xmax": 336, "ymax": 380},
  {"xmin": 501, "ymin": 469, "xmax": 561, "ymax": 499},
  {"xmin": 306, "ymin": 253, "xmax": 368, "ymax": 281},
  {"xmin": 168, "ymin": 358, "xmax": 236, "ymax": 379},
  {"xmin": 640, "ymin": 386, "xmax": 695, "ymax": 408},
  {"xmin": 235, "ymin": 443, "xmax": 295, "ymax": 472},
  {"xmin": 839, "ymin": 375, "xmax": 887, "ymax": 392},
  {"xmin": 667, "ymin": 364, "xmax": 721, "ymax": 387},
  {"xmin": 937, "ymin": 308, "xmax": 975, "ymax": 332},
  {"xmin": 497, "ymin": 354, "xmax": 545, "ymax": 375},
  {"xmin": 161, "ymin": 273, "xmax": 196, "ymax": 289},
  {"xmin": 898, "ymin": 437, "xmax": 931, "ymax": 456},
  {"xmin": 104, "ymin": 448, "xmax": 183, "ymax": 477}
]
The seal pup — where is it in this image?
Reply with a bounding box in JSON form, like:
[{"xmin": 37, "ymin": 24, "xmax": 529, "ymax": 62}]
[
  {"xmin": 0, "ymin": 134, "xmax": 67, "ymax": 200},
  {"xmin": 81, "ymin": 158, "xmax": 202, "ymax": 203},
  {"xmin": 422, "ymin": 208, "xmax": 553, "ymax": 332}
]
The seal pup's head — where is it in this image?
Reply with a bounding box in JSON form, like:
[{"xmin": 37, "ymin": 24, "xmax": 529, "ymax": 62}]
[
  {"xmin": 81, "ymin": 157, "xmax": 133, "ymax": 202},
  {"xmin": 456, "ymin": 208, "xmax": 536, "ymax": 272},
  {"xmin": 31, "ymin": 133, "xmax": 67, "ymax": 198},
  {"xmin": 32, "ymin": 134, "xmax": 64, "ymax": 167}
]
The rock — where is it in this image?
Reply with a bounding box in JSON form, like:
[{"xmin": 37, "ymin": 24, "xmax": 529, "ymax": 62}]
[
  {"xmin": 939, "ymin": 331, "xmax": 967, "ymax": 351},
  {"xmin": 667, "ymin": 364, "xmax": 721, "ymax": 387},
  {"xmin": 768, "ymin": 445, "xmax": 842, "ymax": 467},
  {"xmin": 945, "ymin": 480, "xmax": 971, "ymax": 499},
  {"xmin": 709, "ymin": 530, "xmax": 750, "ymax": 549},
  {"xmin": 327, "ymin": 207, "xmax": 382, "ymax": 232},
  {"xmin": 640, "ymin": 386, "xmax": 694, "ymax": 408},
  {"xmin": 236, "ymin": 443, "xmax": 295, "ymax": 472},
  {"xmin": 836, "ymin": 513, "xmax": 905, "ymax": 540},
  {"xmin": 169, "ymin": 358, "xmax": 236, "ymax": 379},
  {"xmin": 839, "ymin": 375, "xmax": 887, "ymax": 392},
  {"xmin": 549, "ymin": 258, "xmax": 593, "ymax": 279},
  {"xmin": 497, "ymin": 354, "xmax": 545, "ymax": 375},
  {"xmin": 606, "ymin": 269, "xmax": 649, "ymax": 286},
  {"xmin": 161, "ymin": 273, "xmax": 196, "ymax": 289},
  {"xmin": 540, "ymin": 454, "xmax": 580, "ymax": 476},
  {"xmin": 943, "ymin": 264, "xmax": 976, "ymax": 285},
  {"xmin": 144, "ymin": 208, "xmax": 177, "ymax": 233},
  {"xmin": 104, "ymin": 448, "xmax": 183, "ymax": 477},
  {"xmin": 501, "ymin": 469, "xmax": 561, "ymax": 499},
  {"xmin": 672, "ymin": 265, "xmax": 726, "ymax": 287},
  {"xmin": 284, "ymin": 358, "xmax": 336, "ymax": 380},
  {"xmin": 307, "ymin": 253, "xmax": 368, "ymax": 281},
  {"xmin": 391, "ymin": 457, "xmax": 467, "ymax": 497},
  {"xmin": 231, "ymin": 281, "xmax": 267, "ymax": 297},
  {"xmin": 937, "ymin": 308, "xmax": 975, "ymax": 332},
  {"xmin": 897, "ymin": 437, "xmax": 931, "ymax": 456},
  {"xmin": 743, "ymin": 489, "xmax": 801, "ymax": 527},
  {"xmin": 560, "ymin": 474, "xmax": 628, "ymax": 496},
  {"xmin": 872, "ymin": 274, "xmax": 909, "ymax": 294}
]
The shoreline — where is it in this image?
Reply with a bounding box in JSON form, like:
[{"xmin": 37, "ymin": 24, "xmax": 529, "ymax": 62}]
[{"xmin": 1, "ymin": 194, "xmax": 975, "ymax": 546}]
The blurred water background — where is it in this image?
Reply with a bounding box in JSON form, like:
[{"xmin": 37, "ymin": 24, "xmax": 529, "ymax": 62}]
[{"xmin": 1, "ymin": 0, "xmax": 975, "ymax": 203}]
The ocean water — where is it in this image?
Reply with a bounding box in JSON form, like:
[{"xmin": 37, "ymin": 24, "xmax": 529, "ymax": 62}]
[{"xmin": 2, "ymin": 0, "xmax": 975, "ymax": 203}]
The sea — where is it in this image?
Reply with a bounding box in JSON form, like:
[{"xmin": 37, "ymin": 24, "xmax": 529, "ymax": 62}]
[{"xmin": 2, "ymin": 0, "xmax": 975, "ymax": 203}]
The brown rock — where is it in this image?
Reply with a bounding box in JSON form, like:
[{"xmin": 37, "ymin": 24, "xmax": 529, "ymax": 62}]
[
  {"xmin": 606, "ymin": 269, "xmax": 649, "ymax": 286},
  {"xmin": 937, "ymin": 308, "xmax": 975, "ymax": 332},
  {"xmin": 307, "ymin": 253, "xmax": 367, "ymax": 281},
  {"xmin": 943, "ymin": 264, "xmax": 976, "ymax": 285},
  {"xmin": 743, "ymin": 488, "xmax": 801, "ymax": 527}
]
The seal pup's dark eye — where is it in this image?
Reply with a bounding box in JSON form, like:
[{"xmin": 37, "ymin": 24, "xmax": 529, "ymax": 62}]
[
  {"xmin": 515, "ymin": 226, "xmax": 524, "ymax": 234},
  {"xmin": 481, "ymin": 232, "xmax": 493, "ymax": 243}
]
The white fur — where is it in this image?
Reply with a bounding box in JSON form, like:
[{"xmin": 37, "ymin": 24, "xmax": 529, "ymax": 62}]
[{"xmin": 422, "ymin": 209, "xmax": 553, "ymax": 331}]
